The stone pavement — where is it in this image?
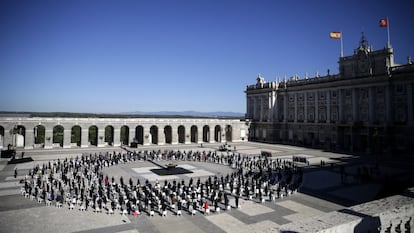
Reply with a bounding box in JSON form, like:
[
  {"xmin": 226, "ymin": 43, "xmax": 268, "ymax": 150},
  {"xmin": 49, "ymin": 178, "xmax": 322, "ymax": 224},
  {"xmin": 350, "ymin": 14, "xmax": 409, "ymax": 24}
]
[{"xmin": 0, "ymin": 142, "xmax": 411, "ymax": 233}]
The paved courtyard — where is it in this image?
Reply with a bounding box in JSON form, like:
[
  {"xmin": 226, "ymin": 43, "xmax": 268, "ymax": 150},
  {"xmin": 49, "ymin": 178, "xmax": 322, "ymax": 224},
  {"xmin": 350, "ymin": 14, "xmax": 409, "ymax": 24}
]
[{"xmin": 0, "ymin": 142, "xmax": 411, "ymax": 233}]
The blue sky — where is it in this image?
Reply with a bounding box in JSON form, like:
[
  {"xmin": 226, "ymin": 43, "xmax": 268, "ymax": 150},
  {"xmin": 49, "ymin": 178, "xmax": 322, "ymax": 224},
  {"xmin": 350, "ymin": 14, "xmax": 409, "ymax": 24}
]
[{"xmin": 1, "ymin": 0, "xmax": 413, "ymax": 114}]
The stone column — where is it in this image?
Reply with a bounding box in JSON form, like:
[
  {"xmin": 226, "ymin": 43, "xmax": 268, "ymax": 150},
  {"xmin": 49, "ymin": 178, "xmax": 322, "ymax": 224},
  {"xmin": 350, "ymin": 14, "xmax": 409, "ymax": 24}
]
[
  {"xmin": 369, "ymin": 87, "xmax": 375, "ymax": 124},
  {"xmin": 63, "ymin": 129, "xmax": 71, "ymax": 148},
  {"xmin": 129, "ymin": 127, "xmax": 135, "ymax": 146},
  {"xmin": 339, "ymin": 89, "xmax": 344, "ymax": 122},
  {"xmin": 260, "ymin": 96, "xmax": 264, "ymax": 122},
  {"xmin": 221, "ymin": 125, "xmax": 227, "ymax": 143},
  {"xmin": 386, "ymin": 84, "xmax": 393, "ymax": 123},
  {"xmin": 283, "ymin": 93, "xmax": 288, "ymax": 123},
  {"xmin": 294, "ymin": 93, "xmax": 297, "ymax": 122},
  {"xmin": 158, "ymin": 128, "xmax": 165, "ymax": 145},
  {"xmin": 272, "ymin": 93, "xmax": 279, "ymax": 122},
  {"xmin": 81, "ymin": 127, "xmax": 89, "ymax": 148},
  {"xmin": 327, "ymin": 90, "xmax": 331, "ymax": 123},
  {"xmin": 304, "ymin": 92, "xmax": 308, "ymax": 123},
  {"xmin": 185, "ymin": 126, "xmax": 191, "ymax": 144},
  {"xmin": 113, "ymin": 128, "xmax": 121, "ymax": 147},
  {"xmin": 407, "ymin": 84, "xmax": 413, "ymax": 125},
  {"xmin": 24, "ymin": 127, "xmax": 34, "ymax": 149},
  {"xmin": 0, "ymin": 134, "xmax": 3, "ymax": 150},
  {"xmin": 3, "ymin": 128, "xmax": 12, "ymax": 149},
  {"xmin": 198, "ymin": 126, "xmax": 203, "ymax": 144},
  {"xmin": 171, "ymin": 126, "xmax": 178, "ymax": 145},
  {"xmin": 315, "ymin": 91, "xmax": 319, "ymax": 123},
  {"xmin": 352, "ymin": 88, "xmax": 359, "ymax": 122},
  {"xmin": 246, "ymin": 97, "xmax": 251, "ymax": 119},
  {"xmin": 253, "ymin": 97, "xmax": 257, "ymax": 120},
  {"xmin": 97, "ymin": 128, "xmax": 105, "ymax": 147},
  {"xmin": 209, "ymin": 126, "xmax": 215, "ymax": 143},
  {"xmin": 267, "ymin": 93, "xmax": 271, "ymax": 121},
  {"xmin": 44, "ymin": 128, "xmax": 53, "ymax": 149}
]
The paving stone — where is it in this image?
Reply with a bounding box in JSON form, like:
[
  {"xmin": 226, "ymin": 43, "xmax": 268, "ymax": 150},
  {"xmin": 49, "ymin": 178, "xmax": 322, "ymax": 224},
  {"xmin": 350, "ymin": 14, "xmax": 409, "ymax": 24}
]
[{"xmin": 237, "ymin": 200, "xmax": 274, "ymax": 216}]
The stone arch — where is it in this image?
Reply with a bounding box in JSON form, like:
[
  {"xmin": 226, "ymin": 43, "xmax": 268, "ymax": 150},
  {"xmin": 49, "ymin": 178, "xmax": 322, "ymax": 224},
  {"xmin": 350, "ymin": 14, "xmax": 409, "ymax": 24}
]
[
  {"xmin": 120, "ymin": 125, "xmax": 129, "ymax": 146},
  {"xmin": 214, "ymin": 125, "xmax": 222, "ymax": 142},
  {"xmin": 178, "ymin": 125, "xmax": 185, "ymax": 143},
  {"xmin": 105, "ymin": 125, "xmax": 114, "ymax": 146},
  {"xmin": 225, "ymin": 125, "xmax": 232, "ymax": 142},
  {"xmin": 191, "ymin": 125, "xmax": 198, "ymax": 143},
  {"xmin": 135, "ymin": 126, "xmax": 144, "ymax": 145},
  {"xmin": 203, "ymin": 125, "xmax": 210, "ymax": 143},
  {"xmin": 164, "ymin": 125, "xmax": 172, "ymax": 144},
  {"xmin": 0, "ymin": 126, "xmax": 4, "ymax": 149},
  {"xmin": 34, "ymin": 125, "xmax": 45, "ymax": 145},
  {"xmin": 53, "ymin": 125, "xmax": 64, "ymax": 147},
  {"xmin": 89, "ymin": 125, "xmax": 98, "ymax": 146},
  {"xmin": 71, "ymin": 125, "xmax": 81, "ymax": 147},
  {"xmin": 12, "ymin": 125, "xmax": 26, "ymax": 148},
  {"xmin": 150, "ymin": 125, "xmax": 158, "ymax": 144}
]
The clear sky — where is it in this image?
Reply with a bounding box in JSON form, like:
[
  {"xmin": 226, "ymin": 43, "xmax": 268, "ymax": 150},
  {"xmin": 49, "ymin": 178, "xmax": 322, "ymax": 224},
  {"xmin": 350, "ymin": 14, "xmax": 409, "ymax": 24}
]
[{"xmin": 1, "ymin": 0, "xmax": 413, "ymax": 114}]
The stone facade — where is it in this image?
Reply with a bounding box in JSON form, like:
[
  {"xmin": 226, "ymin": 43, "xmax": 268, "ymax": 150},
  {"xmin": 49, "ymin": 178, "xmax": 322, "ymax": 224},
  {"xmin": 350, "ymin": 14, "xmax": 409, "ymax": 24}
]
[
  {"xmin": 246, "ymin": 34, "xmax": 414, "ymax": 154},
  {"xmin": 0, "ymin": 116, "xmax": 248, "ymax": 149}
]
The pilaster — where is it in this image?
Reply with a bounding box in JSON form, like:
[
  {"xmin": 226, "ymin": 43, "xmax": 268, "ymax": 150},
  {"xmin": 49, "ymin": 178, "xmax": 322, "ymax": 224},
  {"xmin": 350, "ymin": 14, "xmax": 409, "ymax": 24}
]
[
  {"xmin": 294, "ymin": 93, "xmax": 298, "ymax": 123},
  {"xmin": 97, "ymin": 128, "xmax": 105, "ymax": 147},
  {"xmin": 315, "ymin": 91, "xmax": 319, "ymax": 123},
  {"xmin": 63, "ymin": 129, "xmax": 71, "ymax": 148},
  {"xmin": 113, "ymin": 128, "xmax": 121, "ymax": 147},
  {"xmin": 339, "ymin": 89, "xmax": 344, "ymax": 122},
  {"xmin": 171, "ymin": 126, "xmax": 178, "ymax": 144},
  {"xmin": 283, "ymin": 93, "xmax": 288, "ymax": 123},
  {"xmin": 24, "ymin": 127, "xmax": 34, "ymax": 149},
  {"xmin": 369, "ymin": 87, "xmax": 375, "ymax": 124},
  {"xmin": 197, "ymin": 127, "xmax": 203, "ymax": 144},
  {"xmin": 327, "ymin": 90, "xmax": 331, "ymax": 123},
  {"xmin": 386, "ymin": 84, "xmax": 393, "ymax": 123},
  {"xmin": 129, "ymin": 127, "xmax": 136, "ymax": 146},
  {"xmin": 184, "ymin": 126, "xmax": 191, "ymax": 144},
  {"xmin": 260, "ymin": 97, "xmax": 264, "ymax": 122},
  {"xmin": 44, "ymin": 129, "xmax": 53, "ymax": 149},
  {"xmin": 81, "ymin": 128, "xmax": 89, "ymax": 148},
  {"xmin": 407, "ymin": 84, "xmax": 413, "ymax": 125},
  {"xmin": 3, "ymin": 129, "xmax": 12, "ymax": 149},
  {"xmin": 304, "ymin": 92, "xmax": 308, "ymax": 123},
  {"xmin": 158, "ymin": 128, "xmax": 165, "ymax": 145},
  {"xmin": 352, "ymin": 88, "xmax": 358, "ymax": 122}
]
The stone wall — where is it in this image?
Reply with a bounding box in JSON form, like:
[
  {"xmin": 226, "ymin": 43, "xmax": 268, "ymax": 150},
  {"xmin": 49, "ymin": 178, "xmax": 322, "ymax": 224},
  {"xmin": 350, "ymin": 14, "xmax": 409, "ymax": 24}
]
[{"xmin": 278, "ymin": 187, "xmax": 414, "ymax": 233}]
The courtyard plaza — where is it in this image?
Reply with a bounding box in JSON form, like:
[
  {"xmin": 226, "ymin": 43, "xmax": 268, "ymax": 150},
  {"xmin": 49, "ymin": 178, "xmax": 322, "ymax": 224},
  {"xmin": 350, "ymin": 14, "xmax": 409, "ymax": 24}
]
[{"xmin": 0, "ymin": 142, "xmax": 411, "ymax": 233}]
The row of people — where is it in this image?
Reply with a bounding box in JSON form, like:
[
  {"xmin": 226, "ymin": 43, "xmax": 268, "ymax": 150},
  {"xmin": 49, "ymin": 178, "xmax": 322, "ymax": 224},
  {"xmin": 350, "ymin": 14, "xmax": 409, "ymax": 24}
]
[{"xmin": 21, "ymin": 148, "xmax": 303, "ymax": 217}]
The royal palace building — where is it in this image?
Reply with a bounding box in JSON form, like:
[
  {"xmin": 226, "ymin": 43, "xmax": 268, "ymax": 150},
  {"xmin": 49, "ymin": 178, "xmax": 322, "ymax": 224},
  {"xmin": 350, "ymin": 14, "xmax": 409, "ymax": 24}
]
[{"xmin": 246, "ymin": 34, "xmax": 414, "ymax": 154}]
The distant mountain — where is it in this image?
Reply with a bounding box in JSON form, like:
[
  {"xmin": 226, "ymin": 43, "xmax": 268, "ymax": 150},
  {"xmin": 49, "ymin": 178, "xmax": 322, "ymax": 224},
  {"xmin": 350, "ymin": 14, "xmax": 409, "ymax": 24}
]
[
  {"xmin": 121, "ymin": 111, "xmax": 244, "ymax": 118},
  {"xmin": 0, "ymin": 111, "xmax": 245, "ymax": 119}
]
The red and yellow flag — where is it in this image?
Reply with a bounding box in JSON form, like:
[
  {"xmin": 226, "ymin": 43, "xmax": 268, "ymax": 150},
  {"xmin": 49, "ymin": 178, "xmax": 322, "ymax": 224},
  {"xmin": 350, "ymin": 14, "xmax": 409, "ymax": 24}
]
[
  {"xmin": 379, "ymin": 18, "xmax": 388, "ymax": 27},
  {"xmin": 330, "ymin": 32, "xmax": 341, "ymax": 39}
]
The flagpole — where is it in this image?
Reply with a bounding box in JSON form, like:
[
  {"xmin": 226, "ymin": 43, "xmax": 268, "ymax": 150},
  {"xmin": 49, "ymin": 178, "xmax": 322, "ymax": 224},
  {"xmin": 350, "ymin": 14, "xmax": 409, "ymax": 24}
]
[
  {"xmin": 340, "ymin": 31, "xmax": 344, "ymax": 57},
  {"xmin": 387, "ymin": 17, "xmax": 391, "ymax": 48}
]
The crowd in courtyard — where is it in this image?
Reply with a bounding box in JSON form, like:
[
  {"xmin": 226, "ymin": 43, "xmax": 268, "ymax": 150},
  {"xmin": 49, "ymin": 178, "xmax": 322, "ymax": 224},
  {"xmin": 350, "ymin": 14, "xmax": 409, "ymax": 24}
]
[{"xmin": 20, "ymin": 148, "xmax": 303, "ymax": 217}]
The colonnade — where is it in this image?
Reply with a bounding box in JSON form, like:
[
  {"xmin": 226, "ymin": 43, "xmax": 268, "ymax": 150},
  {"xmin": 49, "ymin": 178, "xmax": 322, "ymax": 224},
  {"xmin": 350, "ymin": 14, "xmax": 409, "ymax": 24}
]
[{"xmin": 0, "ymin": 117, "xmax": 247, "ymax": 149}]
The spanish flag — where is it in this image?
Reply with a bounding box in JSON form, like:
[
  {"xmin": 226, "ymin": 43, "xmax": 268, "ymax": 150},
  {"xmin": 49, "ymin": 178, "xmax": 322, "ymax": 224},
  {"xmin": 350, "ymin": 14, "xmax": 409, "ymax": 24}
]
[
  {"xmin": 379, "ymin": 18, "xmax": 388, "ymax": 27},
  {"xmin": 330, "ymin": 31, "xmax": 341, "ymax": 39}
]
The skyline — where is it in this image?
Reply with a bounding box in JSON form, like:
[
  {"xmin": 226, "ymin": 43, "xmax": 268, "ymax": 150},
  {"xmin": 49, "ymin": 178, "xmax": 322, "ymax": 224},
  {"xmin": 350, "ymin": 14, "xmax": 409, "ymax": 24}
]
[{"xmin": 1, "ymin": 0, "xmax": 413, "ymax": 114}]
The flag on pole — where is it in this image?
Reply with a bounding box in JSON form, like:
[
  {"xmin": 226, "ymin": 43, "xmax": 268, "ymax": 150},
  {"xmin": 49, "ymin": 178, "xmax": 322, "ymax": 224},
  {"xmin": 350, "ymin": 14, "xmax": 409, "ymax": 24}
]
[
  {"xmin": 379, "ymin": 17, "xmax": 390, "ymax": 47},
  {"xmin": 379, "ymin": 18, "xmax": 388, "ymax": 27},
  {"xmin": 330, "ymin": 31, "xmax": 341, "ymax": 39},
  {"xmin": 330, "ymin": 31, "xmax": 343, "ymax": 57}
]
